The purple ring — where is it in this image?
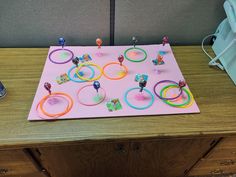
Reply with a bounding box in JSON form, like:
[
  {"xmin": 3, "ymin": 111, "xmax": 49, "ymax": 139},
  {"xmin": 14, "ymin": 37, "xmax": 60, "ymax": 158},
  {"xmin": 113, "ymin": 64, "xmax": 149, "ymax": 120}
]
[
  {"xmin": 153, "ymin": 80, "xmax": 183, "ymax": 100},
  {"xmin": 48, "ymin": 48, "xmax": 74, "ymax": 64}
]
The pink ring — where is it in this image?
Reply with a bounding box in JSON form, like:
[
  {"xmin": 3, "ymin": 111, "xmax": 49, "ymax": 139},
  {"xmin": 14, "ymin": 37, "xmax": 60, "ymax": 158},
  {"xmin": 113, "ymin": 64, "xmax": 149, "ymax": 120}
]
[{"xmin": 77, "ymin": 84, "xmax": 106, "ymax": 106}]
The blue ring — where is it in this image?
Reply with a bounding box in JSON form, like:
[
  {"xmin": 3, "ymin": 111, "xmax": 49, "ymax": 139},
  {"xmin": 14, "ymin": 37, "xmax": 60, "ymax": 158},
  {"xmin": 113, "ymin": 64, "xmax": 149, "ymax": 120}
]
[
  {"xmin": 68, "ymin": 65, "xmax": 95, "ymax": 83},
  {"xmin": 124, "ymin": 87, "xmax": 155, "ymax": 110}
]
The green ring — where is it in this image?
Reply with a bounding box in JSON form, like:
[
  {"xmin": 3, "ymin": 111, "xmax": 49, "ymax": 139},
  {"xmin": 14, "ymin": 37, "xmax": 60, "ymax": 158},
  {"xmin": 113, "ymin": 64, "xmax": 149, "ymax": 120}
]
[
  {"xmin": 124, "ymin": 47, "xmax": 147, "ymax": 62},
  {"xmin": 160, "ymin": 84, "xmax": 191, "ymax": 107}
]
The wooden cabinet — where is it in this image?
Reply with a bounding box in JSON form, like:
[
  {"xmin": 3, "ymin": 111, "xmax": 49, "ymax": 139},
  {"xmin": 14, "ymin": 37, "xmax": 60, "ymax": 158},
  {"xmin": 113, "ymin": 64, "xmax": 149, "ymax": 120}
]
[
  {"xmin": 38, "ymin": 141, "xmax": 129, "ymax": 177},
  {"xmin": 188, "ymin": 137, "xmax": 236, "ymax": 176},
  {"xmin": 159, "ymin": 138, "xmax": 216, "ymax": 177},
  {"xmin": 37, "ymin": 137, "xmax": 217, "ymax": 177},
  {"xmin": 0, "ymin": 149, "xmax": 47, "ymax": 177},
  {"xmin": 128, "ymin": 140, "xmax": 160, "ymax": 177}
]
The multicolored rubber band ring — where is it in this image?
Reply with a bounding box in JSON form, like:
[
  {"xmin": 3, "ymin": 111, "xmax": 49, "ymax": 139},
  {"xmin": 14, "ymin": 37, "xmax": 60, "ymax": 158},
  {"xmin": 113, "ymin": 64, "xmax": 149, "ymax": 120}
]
[
  {"xmin": 124, "ymin": 47, "xmax": 147, "ymax": 62},
  {"xmin": 76, "ymin": 62, "xmax": 103, "ymax": 82},
  {"xmin": 77, "ymin": 84, "xmax": 106, "ymax": 106},
  {"xmin": 162, "ymin": 85, "xmax": 194, "ymax": 108},
  {"xmin": 68, "ymin": 65, "xmax": 95, "ymax": 83},
  {"xmin": 102, "ymin": 62, "xmax": 128, "ymax": 80},
  {"xmin": 124, "ymin": 87, "xmax": 155, "ymax": 110},
  {"xmin": 160, "ymin": 85, "xmax": 191, "ymax": 107},
  {"xmin": 153, "ymin": 80, "xmax": 183, "ymax": 100},
  {"xmin": 49, "ymin": 48, "xmax": 74, "ymax": 64},
  {"xmin": 37, "ymin": 92, "xmax": 73, "ymax": 118}
]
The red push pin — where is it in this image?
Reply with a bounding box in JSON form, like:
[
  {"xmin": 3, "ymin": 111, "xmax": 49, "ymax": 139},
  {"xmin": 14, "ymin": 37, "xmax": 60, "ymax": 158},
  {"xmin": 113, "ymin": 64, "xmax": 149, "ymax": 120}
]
[
  {"xmin": 118, "ymin": 55, "xmax": 124, "ymax": 66},
  {"xmin": 44, "ymin": 82, "xmax": 52, "ymax": 95},
  {"xmin": 178, "ymin": 80, "xmax": 186, "ymax": 90},
  {"xmin": 96, "ymin": 38, "xmax": 103, "ymax": 49},
  {"xmin": 162, "ymin": 36, "xmax": 169, "ymax": 46}
]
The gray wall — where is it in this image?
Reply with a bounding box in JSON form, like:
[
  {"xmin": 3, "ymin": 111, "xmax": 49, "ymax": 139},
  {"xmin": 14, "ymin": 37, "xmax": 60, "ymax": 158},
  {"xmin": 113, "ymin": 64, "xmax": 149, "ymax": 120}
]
[
  {"xmin": 0, "ymin": 0, "xmax": 226, "ymax": 47},
  {"xmin": 115, "ymin": 0, "xmax": 226, "ymax": 45},
  {"xmin": 0, "ymin": 0, "xmax": 110, "ymax": 47}
]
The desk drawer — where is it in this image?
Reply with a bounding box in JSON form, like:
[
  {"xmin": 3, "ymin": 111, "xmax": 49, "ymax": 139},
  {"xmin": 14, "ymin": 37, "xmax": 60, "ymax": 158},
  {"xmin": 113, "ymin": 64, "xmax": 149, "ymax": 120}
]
[
  {"xmin": 0, "ymin": 149, "xmax": 45, "ymax": 176},
  {"xmin": 0, "ymin": 163, "xmax": 40, "ymax": 176},
  {"xmin": 206, "ymin": 148, "xmax": 236, "ymax": 160},
  {"xmin": 216, "ymin": 137, "xmax": 236, "ymax": 149},
  {"xmin": 189, "ymin": 166, "xmax": 236, "ymax": 176},
  {"xmin": 189, "ymin": 159, "xmax": 236, "ymax": 177},
  {"xmin": 0, "ymin": 150, "xmax": 32, "ymax": 164}
]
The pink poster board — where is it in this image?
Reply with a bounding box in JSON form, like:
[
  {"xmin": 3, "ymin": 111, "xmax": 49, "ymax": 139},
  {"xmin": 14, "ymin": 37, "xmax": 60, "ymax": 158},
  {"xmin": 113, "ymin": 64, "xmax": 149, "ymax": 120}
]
[{"xmin": 28, "ymin": 44, "xmax": 200, "ymax": 121}]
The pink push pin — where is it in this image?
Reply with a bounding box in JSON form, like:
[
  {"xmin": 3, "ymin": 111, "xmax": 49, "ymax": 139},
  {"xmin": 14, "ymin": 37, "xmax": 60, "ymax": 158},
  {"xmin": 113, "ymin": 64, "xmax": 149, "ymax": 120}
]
[
  {"xmin": 162, "ymin": 36, "xmax": 169, "ymax": 46},
  {"xmin": 96, "ymin": 38, "xmax": 102, "ymax": 49},
  {"xmin": 96, "ymin": 38, "xmax": 103, "ymax": 57},
  {"xmin": 178, "ymin": 80, "xmax": 186, "ymax": 90},
  {"xmin": 118, "ymin": 55, "xmax": 124, "ymax": 66},
  {"xmin": 44, "ymin": 82, "xmax": 52, "ymax": 95}
]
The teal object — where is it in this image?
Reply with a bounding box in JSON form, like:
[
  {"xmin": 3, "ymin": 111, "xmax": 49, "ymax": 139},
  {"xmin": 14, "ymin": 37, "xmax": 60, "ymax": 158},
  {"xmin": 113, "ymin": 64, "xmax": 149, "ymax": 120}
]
[{"xmin": 203, "ymin": 0, "xmax": 236, "ymax": 85}]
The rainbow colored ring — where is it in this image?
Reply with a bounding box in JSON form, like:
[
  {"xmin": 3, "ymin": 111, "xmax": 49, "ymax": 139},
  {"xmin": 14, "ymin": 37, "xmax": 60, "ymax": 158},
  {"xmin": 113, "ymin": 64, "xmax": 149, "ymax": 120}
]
[
  {"xmin": 124, "ymin": 47, "xmax": 147, "ymax": 62},
  {"xmin": 102, "ymin": 62, "xmax": 128, "ymax": 80},
  {"xmin": 68, "ymin": 65, "xmax": 95, "ymax": 83},
  {"xmin": 77, "ymin": 84, "xmax": 106, "ymax": 106},
  {"xmin": 160, "ymin": 84, "xmax": 192, "ymax": 107},
  {"xmin": 124, "ymin": 87, "xmax": 155, "ymax": 110},
  {"xmin": 162, "ymin": 85, "xmax": 194, "ymax": 108},
  {"xmin": 76, "ymin": 62, "xmax": 103, "ymax": 82},
  {"xmin": 49, "ymin": 48, "xmax": 74, "ymax": 64},
  {"xmin": 153, "ymin": 80, "xmax": 183, "ymax": 100},
  {"xmin": 37, "ymin": 92, "xmax": 73, "ymax": 119}
]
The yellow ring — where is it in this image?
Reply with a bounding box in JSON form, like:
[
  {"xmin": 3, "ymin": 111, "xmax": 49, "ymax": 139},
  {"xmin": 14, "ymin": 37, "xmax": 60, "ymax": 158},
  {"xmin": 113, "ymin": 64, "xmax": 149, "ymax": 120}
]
[
  {"xmin": 76, "ymin": 62, "xmax": 103, "ymax": 81},
  {"xmin": 163, "ymin": 86, "xmax": 194, "ymax": 108}
]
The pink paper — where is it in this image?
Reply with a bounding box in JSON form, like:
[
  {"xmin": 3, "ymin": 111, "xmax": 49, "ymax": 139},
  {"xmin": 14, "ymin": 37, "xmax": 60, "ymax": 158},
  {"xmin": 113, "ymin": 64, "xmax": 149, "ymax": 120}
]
[{"xmin": 28, "ymin": 44, "xmax": 200, "ymax": 121}]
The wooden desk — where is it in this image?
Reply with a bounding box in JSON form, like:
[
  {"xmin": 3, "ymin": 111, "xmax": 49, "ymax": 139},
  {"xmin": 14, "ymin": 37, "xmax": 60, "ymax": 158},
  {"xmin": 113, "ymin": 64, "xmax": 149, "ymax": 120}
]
[
  {"xmin": 0, "ymin": 46, "xmax": 236, "ymax": 148},
  {"xmin": 1, "ymin": 46, "xmax": 236, "ymax": 177}
]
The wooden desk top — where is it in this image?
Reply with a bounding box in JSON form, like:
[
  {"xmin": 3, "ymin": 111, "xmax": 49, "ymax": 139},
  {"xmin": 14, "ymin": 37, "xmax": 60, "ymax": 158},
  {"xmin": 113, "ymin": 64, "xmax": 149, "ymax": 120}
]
[{"xmin": 0, "ymin": 46, "xmax": 236, "ymax": 148}]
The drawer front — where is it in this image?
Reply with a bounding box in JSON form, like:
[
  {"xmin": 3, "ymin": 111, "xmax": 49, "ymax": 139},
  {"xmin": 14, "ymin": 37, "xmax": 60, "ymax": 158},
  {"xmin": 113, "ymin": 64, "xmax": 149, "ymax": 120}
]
[
  {"xmin": 206, "ymin": 147, "xmax": 236, "ymax": 160},
  {"xmin": 216, "ymin": 137, "xmax": 236, "ymax": 149},
  {"xmin": 0, "ymin": 149, "xmax": 41, "ymax": 176},
  {"xmin": 0, "ymin": 163, "xmax": 38, "ymax": 176},
  {"xmin": 0, "ymin": 150, "xmax": 31, "ymax": 164},
  {"xmin": 189, "ymin": 165, "xmax": 236, "ymax": 176},
  {"xmin": 195, "ymin": 159, "xmax": 236, "ymax": 169}
]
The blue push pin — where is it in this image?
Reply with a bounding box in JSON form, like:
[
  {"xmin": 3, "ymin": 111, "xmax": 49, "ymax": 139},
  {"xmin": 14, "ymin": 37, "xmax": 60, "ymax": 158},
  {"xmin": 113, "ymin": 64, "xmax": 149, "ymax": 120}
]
[
  {"xmin": 58, "ymin": 37, "xmax": 65, "ymax": 49},
  {"xmin": 93, "ymin": 81, "xmax": 100, "ymax": 93}
]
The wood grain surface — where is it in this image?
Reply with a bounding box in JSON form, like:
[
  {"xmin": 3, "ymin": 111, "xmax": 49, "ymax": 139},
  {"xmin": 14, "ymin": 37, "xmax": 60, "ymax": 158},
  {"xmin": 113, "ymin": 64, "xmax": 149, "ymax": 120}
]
[{"xmin": 0, "ymin": 46, "xmax": 236, "ymax": 148}]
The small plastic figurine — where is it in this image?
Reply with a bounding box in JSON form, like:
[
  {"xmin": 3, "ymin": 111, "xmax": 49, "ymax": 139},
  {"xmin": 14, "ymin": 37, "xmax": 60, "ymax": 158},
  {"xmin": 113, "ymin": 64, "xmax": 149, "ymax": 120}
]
[
  {"xmin": 152, "ymin": 54, "xmax": 165, "ymax": 66},
  {"xmin": 96, "ymin": 38, "xmax": 103, "ymax": 49},
  {"xmin": 72, "ymin": 57, "xmax": 80, "ymax": 67},
  {"xmin": 139, "ymin": 77, "xmax": 147, "ymax": 92},
  {"xmin": 132, "ymin": 36, "xmax": 138, "ymax": 48},
  {"xmin": 178, "ymin": 80, "xmax": 186, "ymax": 90},
  {"xmin": 93, "ymin": 81, "xmax": 100, "ymax": 93},
  {"xmin": 44, "ymin": 82, "xmax": 52, "ymax": 95},
  {"xmin": 118, "ymin": 55, "xmax": 124, "ymax": 66},
  {"xmin": 58, "ymin": 37, "xmax": 66, "ymax": 48},
  {"xmin": 162, "ymin": 36, "xmax": 169, "ymax": 46}
]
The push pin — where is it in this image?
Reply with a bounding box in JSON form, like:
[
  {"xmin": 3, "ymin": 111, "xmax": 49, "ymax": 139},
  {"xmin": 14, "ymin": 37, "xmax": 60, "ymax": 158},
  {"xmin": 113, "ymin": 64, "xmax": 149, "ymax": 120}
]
[
  {"xmin": 58, "ymin": 37, "xmax": 66, "ymax": 49},
  {"xmin": 162, "ymin": 36, "xmax": 169, "ymax": 46},
  {"xmin": 132, "ymin": 36, "xmax": 138, "ymax": 48},
  {"xmin": 178, "ymin": 80, "xmax": 186, "ymax": 90},
  {"xmin": 93, "ymin": 81, "xmax": 100, "ymax": 93},
  {"xmin": 44, "ymin": 82, "xmax": 52, "ymax": 95},
  {"xmin": 72, "ymin": 57, "xmax": 80, "ymax": 68},
  {"xmin": 118, "ymin": 55, "xmax": 124, "ymax": 66},
  {"xmin": 139, "ymin": 78, "xmax": 147, "ymax": 92},
  {"xmin": 96, "ymin": 38, "xmax": 103, "ymax": 49},
  {"xmin": 0, "ymin": 81, "xmax": 7, "ymax": 99}
]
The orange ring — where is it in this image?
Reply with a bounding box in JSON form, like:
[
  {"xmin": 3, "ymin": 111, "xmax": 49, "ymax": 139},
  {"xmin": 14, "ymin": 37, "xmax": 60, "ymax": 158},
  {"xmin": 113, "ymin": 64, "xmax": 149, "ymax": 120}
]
[
  {"xmin": 38, "ymin": 92, "xmax": 73, "ymax": 118},
  {"xmin": 102, "ymin": 62, "xmax": 128, "ymax": 80}
]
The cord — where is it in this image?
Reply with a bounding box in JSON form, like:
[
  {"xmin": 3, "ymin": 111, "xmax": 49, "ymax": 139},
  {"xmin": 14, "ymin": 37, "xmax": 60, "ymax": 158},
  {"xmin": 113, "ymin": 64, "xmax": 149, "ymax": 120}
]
[{"xmin": 201, "ymin": 33, "xmax": 225, "ymax": 70}]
